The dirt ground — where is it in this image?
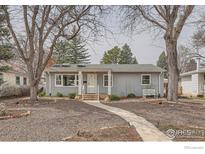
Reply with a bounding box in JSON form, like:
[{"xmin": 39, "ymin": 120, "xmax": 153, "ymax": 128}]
[
  {"xmin": 0, "ymin": 98, "xmax": 141, "ymax": 141},
  {"xmin": 65, "ymin": 126, "xmax": 142, "ymax": 141},
  {"xmin": 106, "ymin": 100, "xmax": 205, "ymax": 141}
]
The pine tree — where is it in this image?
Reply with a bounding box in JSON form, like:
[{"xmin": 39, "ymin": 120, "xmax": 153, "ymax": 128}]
[
  {"xmin": 0, "ymin": 6, "xmax": 13, "ymax": 72},
  {"xmin": 119, "ymin": 43, "xmax": 138, "ymax": 64},
  {"xmin": 157, "ymin": 51, "xmax": 168, "ymax": 78},
  {"xmin": 101, "ymin": 46, "xmax": 121, "ymax": 64},
  {"xmin": 53, "ymin": 36, "xmax": 90, "ymax": 64},
  {"xmin": 101, "ymin": 44, "xmax": 138, "ymax": 64},
  {"xmin": 53, "ymin": 41, "xmax": 68, "ymax": 64},
  {"xmin": 131, "ymin": 56, "xmax": 138, "ymax": 64}
]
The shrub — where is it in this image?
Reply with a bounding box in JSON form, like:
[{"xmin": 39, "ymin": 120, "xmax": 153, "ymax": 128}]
[
  {"xmin": 38, "ymin": 91, "xmax": 46, "ymax": 97},
  {"xmin": 56, "ymin": 92, "xmax": 63, "ymax": 97},
  {"xmin": 127, "ymin": 93, "xmax": 136, "ymax": 98},
  {"xmin": 69, "ymin": 93, "xmax": 76, "ymax": 99},
  {"xmin": 109, "ymin": 95, "xmax": 120, "ymax": 101},
  {"xmin": 197, "ymin": 94, "xmax": 204, "ymax": 98},
  {"xmin": 0, "ymin": 86, "xmax": 20, "ymax": 97}
]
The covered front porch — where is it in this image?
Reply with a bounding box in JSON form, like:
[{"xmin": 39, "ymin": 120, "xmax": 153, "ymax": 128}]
[{"xmin": 77, "ymin": 70, "xmax": 112, "ymax": 100}]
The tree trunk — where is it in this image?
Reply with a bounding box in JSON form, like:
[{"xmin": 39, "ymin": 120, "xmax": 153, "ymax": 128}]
[
  {"xmin": 165, "ymin": 39, "xmax": 179, "ymax": 101},
  {"xmin": 30, "ymin": 84, "xmax": 38, "ymax": 102}
]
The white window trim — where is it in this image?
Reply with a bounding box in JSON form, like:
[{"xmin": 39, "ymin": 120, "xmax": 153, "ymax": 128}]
[
  {"xmin": 55, "ymin": 74, "xmax": 78, "ymax": 87},
  {"xmin": 141, "ymin": 74, "xmax": 151, "ymax": 85},
  {"xmin": 103, "ymin": 74, "xmax": 113, "ymax": 87},
  {"xmin": 16, "ymin": 76, "xmax": 21, "ymax": 86}
]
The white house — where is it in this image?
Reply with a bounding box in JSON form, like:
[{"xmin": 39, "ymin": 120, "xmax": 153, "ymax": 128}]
[
  {"xmin": 0, "ymin": 70, "xmax": 28, "ymax": 88},
  {"xmin": 179, "ymin": 58, "xmax": 205, "ymax": 96}
]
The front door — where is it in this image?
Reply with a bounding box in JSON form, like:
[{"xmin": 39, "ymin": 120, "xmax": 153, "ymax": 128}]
[{"xmin": 87, "ymin": 73, "xmax": 97, "ymax": 93}]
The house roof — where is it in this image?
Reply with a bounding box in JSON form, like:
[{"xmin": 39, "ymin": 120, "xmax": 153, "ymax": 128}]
[
  {"xmin": 45, "ymin": 64, "xmax": 165, "ymax": 73},
  {"xmin": 180, "ymin": 68, "xmax": 205, "ymax": 77}
]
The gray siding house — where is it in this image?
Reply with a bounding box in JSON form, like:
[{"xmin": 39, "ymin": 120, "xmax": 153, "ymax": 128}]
[{"xmin": 45, "ymin": 64, "xmax": 164, "ymax": 98}]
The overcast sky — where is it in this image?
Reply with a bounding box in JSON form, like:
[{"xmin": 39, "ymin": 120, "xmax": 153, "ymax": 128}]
[
  {"xmin": 87, "ymin": 7, "xmax": 199, "ymax": 65},
  {"xmin": 11, "ymin": 6, "xmax": 202, "ymax": 65}
]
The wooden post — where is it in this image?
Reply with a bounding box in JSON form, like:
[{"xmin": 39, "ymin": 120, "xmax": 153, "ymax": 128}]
[
  {"xmin": 78, "ymin": 71, "xmax": 82, "ymax": 95},
  {"xmin": 48, "ymin": 72, "xmax": 51, "ymax": 96},
  {"xmin": 108, "ymin": 70, "xmax": 111, "ymax": 95}
]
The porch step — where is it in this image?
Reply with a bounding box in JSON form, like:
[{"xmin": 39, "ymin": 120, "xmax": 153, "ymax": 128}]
[{"xmin": 82, "ymin": 94, "xmax": 98, "ymax": 100}]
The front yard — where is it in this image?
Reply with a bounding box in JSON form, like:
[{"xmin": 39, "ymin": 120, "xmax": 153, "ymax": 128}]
[
  {"xmin": 0, "ymin": 98, "xmax": 141, "ymax": 141},
  {"xmin": 1, "ymin": 97, "xmax": 205, "ymax": 141},
  {"xmin": 106, "ymin": 99, "xmax": 205, "ymax": 141}
]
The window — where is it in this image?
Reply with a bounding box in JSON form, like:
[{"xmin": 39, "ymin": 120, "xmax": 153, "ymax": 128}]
[
  {"xmin": 23, "ymin": 77, "xmax": 27, "ymax": 85},
  {"xmin": 103, "ymin": 74, "xmax": 113, "ymax": 87},
  {"xmin": 55, "ymin": 74, "xmax": 78, "ymax": 87},
  {"xmin": 55, "ymin": 75, "xmax": 62, "ymax": 86},
  {"xmin": 16, "ymin": 76, "xmax": 20, "ymax": 85},
  {"xmin": 141, "ymin": 74, "xmax": 151, "ymax": 85},
  {"xmin": 63, "ymin": 75, "xmax": 75, "ymax": 86}
]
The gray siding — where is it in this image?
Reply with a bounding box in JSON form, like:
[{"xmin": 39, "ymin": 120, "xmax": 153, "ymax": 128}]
[
  {"xmin": 46, "ymin": 72, "xmax": 164, "ymax": 97},
  {"xmin": 111, "ymin": 72, "xmax": 163, "ymax": 97},
  {"xmin": 46, "ymin": 72, "xmax": 78, "ymax": 96}
]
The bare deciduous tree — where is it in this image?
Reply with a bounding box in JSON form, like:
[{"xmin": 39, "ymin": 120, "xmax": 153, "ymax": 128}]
[
  {"xmin": 122, "ymin": 5, "xmax": 194, "ymax": 101},
  {"xmin": 3, "ymin": 5, "xmax": 103, "ymax": 101},
  {"xmin": 178, "ymin": 45, "xmax": 196, "ymax": 73}
]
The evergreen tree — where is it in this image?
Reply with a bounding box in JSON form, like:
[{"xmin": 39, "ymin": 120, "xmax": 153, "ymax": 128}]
[
  {"xmin": 53, "ymin": 36, "xmax": 90, "ymax": 64},
  {"xmin": 131, "ymin": 56, "xmax": 138, "ymax": 64},
  {"xmin": 101, "ymin": 46, "xmax": 121, "ymax": 64},
  {"xmin": 157, "ymin": 51, "xmax": 168, "ymax": 78},
  {"xmin": 53, "ymin": 41, "xmax": 68, "ymax": 64},
  {"xmin": 0, "ymin": 6, "xmax": 13, "ymax": 72},
  {"xmin": 101, "ymin": 44, "xmax": 138, "ymax": 64},
  {"xmin": 119, "ymin": 43, "xmax": 138, "ymax": 64}
]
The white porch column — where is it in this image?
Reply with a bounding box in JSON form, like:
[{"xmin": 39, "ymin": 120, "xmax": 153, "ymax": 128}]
[
  {"xmin": 78, "ymin": 71, "xmax": 82, "ymax": 95},
  {"xmin": 108, "ymin": 70, "xmax": 112, "ymax": 95},
  {"xmin": 48, "ymin": 73, "xmax": 51, "ymax": 96}
]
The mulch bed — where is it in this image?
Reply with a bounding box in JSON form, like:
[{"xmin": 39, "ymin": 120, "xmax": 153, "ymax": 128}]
[
  {"xmin": 63, "ymin": 126, "xmax": 142, "ymax": 141},
  {"xmin": 0, "ymin": 109, "xmax": 30, "ymax": 120}
]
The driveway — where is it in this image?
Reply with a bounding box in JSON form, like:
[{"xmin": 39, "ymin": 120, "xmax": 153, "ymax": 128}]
[{"xmin": 0, "ymin": 100, "xmax": 129, "ymax": 141}]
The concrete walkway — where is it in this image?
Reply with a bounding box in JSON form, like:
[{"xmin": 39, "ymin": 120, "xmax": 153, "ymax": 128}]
[{"xmin": 84, "ymin": 101, "xmax": 171, "ymax": 141}]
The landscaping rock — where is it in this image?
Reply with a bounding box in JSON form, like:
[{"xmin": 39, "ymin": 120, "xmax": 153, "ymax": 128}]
[
  {"xmin": 104, "ymin": 96, "xmax": 110, "ymax": 102},
  {"xmin": 77, "ymin": 130, "xmax": 93, "ymax": 138}
]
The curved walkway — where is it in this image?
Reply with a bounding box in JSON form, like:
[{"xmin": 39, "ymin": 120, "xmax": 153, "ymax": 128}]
[{"xmin": 84, "ymin": 101, "xmax": 171, "ymax": 141}]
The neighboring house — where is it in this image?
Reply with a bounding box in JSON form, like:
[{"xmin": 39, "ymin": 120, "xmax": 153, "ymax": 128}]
[
  {"xmin": 45, "ymin": 64, "xmax": 164, "ymax": 99},
  {"xmin": 0, "ymin": 70, "xmax": 28, "ymax": 88},
  {"xmin": 0, "ymin": 61, "xmax": 29, "ymax": 91},
  {"xmin": 179, "ymin": 58, "xmax": 205, "ymax": 96}
]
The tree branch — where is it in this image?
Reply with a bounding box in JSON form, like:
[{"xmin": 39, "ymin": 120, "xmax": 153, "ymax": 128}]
[{"xmin": 137, "ymin": 6, "xmax": 167, "ymax": 30}]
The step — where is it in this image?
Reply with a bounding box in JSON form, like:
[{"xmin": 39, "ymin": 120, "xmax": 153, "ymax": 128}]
[{"xmin": 82, "ymin": 94, "xmax": 98, "ymax": 100}]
